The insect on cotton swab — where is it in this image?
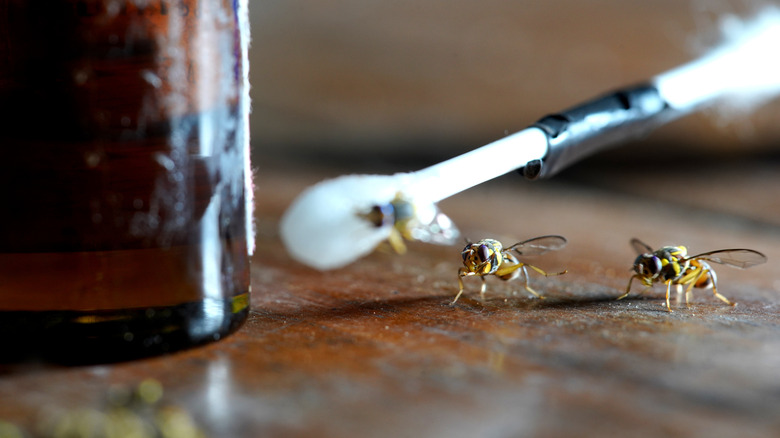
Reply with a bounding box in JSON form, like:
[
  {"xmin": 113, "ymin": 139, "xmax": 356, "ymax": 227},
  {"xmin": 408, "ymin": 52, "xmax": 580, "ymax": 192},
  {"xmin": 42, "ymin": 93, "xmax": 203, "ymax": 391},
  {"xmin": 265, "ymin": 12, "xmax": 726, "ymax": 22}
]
[
  {"xmin": 280, "ymin": 130, "xmax": 548, "ymax": 270},
  {"xmin": 280, "ymin": 7, "xmax": 780, "ymax": 271}
]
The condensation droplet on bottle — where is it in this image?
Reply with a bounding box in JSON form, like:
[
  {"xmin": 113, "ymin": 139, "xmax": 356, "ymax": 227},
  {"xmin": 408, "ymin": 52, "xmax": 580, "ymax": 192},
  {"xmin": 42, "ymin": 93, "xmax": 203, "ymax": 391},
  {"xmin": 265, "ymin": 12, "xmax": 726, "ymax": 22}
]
[
  {"xmin": 141, "ymin": 70, "xmax": 163, "ymax": 88},
  {"xmin": 84, "ymin": 152, "xmax": 101, "ymax": 168},
  {"xmin": 154, "ymin": 153, "xmax": 175, "ymax": 171},
  {"xmin": 73, "ymin": 70, "xmax": 89, "ymax": 85}
]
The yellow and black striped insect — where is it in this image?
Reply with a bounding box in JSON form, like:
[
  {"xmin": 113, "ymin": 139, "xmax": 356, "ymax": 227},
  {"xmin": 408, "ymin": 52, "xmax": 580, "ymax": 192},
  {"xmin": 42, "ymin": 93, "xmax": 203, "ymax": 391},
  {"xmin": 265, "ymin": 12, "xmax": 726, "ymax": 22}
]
[
  {"xmin": 618, "ymin": 238, "xmax": 767, "ymax": 311},
  {"xmin": 452, "ymin": 235, "xmax": 567, "ymax": 304},
  {"xmin": 361, "ymin": 193, "xmax": 458, "ymax": 254}
]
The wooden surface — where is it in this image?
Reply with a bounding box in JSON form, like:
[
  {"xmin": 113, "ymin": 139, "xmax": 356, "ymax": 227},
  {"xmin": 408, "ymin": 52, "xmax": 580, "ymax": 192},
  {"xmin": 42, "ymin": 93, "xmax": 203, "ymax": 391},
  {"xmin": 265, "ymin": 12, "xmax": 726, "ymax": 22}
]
[{"xmin": 2, "ymin": 158, "xmax": 780, "ymax": 437}]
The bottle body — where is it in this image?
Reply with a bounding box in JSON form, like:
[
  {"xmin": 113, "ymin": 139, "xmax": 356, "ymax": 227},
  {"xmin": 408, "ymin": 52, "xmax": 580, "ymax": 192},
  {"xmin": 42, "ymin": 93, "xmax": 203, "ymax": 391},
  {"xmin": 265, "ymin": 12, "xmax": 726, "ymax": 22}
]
[{"xmin": 0, "ymin": 0, "xmax": 252, "ymax": 363}]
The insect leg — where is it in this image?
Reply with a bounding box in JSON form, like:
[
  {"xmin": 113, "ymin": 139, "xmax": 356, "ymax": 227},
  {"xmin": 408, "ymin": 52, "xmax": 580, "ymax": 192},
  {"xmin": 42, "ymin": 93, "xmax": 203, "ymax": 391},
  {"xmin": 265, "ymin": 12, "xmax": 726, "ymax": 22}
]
[
  {"xmin": 683, "ymin": 267, "xmax": 700, "ymax": 306},
  {"xmin": 617, "ymin": 275, "xmax": 639, "ymax": 300},
  {"xmin": 707, "ymin": 269, "xmax": 734, "ymax": 306},
  {"xmin": 387, "ymin": 228, "xmax": 407, "ymax": 254},
  {"xmin": 664, "ymin": 280, "xmax": 673, "ymax": 312},
  {"xmin": 479, "ymin": 276, "xmax": 488, "ymax": 301},
  {"xmin": 451, "ymin": 269, "xmax": 469, "ymax": 305},
  {"xmin": 675, "ymin": 284, "xmax": 686, "ymax": 306},
  {"xmin": 525, "ymin": 264, "xmax": 568, "ymax": 277},
  {"xmin": 520, "ymin": 265, "xmax": 544, "ymax": 299}
]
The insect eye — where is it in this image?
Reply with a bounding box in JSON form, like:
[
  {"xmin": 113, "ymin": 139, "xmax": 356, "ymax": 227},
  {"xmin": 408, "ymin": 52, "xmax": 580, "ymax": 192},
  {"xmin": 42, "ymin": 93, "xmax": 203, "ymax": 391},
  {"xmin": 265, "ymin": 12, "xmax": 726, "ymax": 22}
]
[
  {"xmin": 634, "ymin": 254, "xmax": 661, "ymax": 275},
  {"xmin": 478, "ymin": 244, "xmax": 490, "ymax": 262},
  {"xmin": 650, "ymin": 256, "xmax": 663, "ymax": 274},
  {"xmin": 365, "ymin": 204, "xmax": 393, "ymax": 227},
  {"xmin": 639, "ymin": 255, "xmax": 662, "ymax": 275}
]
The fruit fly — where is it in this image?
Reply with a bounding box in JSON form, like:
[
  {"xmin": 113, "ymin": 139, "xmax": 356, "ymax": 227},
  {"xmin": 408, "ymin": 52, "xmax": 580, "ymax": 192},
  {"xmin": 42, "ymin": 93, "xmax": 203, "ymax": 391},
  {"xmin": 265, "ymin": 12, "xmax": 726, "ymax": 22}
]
[
  {"xmin": 360, "ymin": 193, "xmax": 459, "ymax": 254},
  {"xmin": 451, "ymin": 235, "xmax": 567, "ymax": 304},
  {"xmin": 618, "ymin": 238, "xmax": 767, "ymax": 311}
]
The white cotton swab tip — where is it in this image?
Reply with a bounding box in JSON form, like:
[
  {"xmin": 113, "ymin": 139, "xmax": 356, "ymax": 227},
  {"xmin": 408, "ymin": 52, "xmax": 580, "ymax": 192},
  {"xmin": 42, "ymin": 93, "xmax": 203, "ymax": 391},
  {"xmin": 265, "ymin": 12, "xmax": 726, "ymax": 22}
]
[{"xmin": 280, "ymin": 174, "xmax": 410, "ymax": 270}]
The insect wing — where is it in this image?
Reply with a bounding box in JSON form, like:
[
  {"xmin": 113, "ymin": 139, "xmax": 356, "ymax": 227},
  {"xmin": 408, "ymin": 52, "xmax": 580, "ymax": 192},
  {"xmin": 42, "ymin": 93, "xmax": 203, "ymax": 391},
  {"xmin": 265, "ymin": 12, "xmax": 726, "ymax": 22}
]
[
  {"xmin": 689, "ymin": 249, "xmax": 767, "ymax": 269},
  {"xmin": 409, "ymin": 211, "xmax": 460, "ymax": 246},
  {"xmin": 630, "ymin": 238, "xmax": 654, "ymax": 255},
  {"xmin": 508, "ymin": 235, "xmax": 567, "ymax": 256}
]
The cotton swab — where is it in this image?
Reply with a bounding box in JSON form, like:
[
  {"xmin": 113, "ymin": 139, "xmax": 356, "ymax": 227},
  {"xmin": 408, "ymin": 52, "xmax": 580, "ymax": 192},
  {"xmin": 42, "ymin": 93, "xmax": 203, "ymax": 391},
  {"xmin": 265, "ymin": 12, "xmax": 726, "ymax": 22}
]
[
  {"xmin": 655, "ymin": 7, "xmax": 780, "ymax": 112},
  {"xmin": 280, "ymin": 7, "xmax": 780, "ymax": 271}
]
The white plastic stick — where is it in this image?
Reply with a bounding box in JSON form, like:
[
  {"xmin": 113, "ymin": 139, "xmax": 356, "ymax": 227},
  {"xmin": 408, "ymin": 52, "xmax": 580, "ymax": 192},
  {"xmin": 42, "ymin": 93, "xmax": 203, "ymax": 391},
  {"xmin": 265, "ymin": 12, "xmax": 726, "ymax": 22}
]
[{"xmin": 408, "ymin": 128, "xmax": 548, "ymax": 203}]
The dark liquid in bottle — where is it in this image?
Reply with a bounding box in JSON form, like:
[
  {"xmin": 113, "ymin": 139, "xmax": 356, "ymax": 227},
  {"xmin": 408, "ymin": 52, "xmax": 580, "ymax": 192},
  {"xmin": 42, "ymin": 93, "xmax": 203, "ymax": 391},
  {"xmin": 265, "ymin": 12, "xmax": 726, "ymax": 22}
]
[{"xmin": 0, "ymin": 0, "xmax": 251, "ymax": 363}]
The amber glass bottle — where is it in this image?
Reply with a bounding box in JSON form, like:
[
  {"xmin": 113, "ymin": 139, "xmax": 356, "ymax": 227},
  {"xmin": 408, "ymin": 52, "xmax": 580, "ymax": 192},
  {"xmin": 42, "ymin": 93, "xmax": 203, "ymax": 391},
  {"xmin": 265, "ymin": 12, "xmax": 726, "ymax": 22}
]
[{"xmin": 0, "ymin": 0, "xmax": 252, "ymax": 363}]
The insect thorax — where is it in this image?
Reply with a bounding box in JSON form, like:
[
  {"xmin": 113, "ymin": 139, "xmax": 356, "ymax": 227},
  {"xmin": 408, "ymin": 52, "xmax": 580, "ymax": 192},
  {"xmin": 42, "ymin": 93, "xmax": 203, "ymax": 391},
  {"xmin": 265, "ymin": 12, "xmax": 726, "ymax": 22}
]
[{"xmin": 656, "ymin": 246, "xmax": 689, "ymax": 281}]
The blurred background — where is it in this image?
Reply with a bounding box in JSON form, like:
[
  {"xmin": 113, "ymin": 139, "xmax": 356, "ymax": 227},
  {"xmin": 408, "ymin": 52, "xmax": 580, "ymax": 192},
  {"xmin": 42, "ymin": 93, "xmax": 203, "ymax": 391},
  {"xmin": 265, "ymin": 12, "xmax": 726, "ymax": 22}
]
[{"xmin": 247, "ymin": 0, "xmax": 779, "ymax": 173}]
